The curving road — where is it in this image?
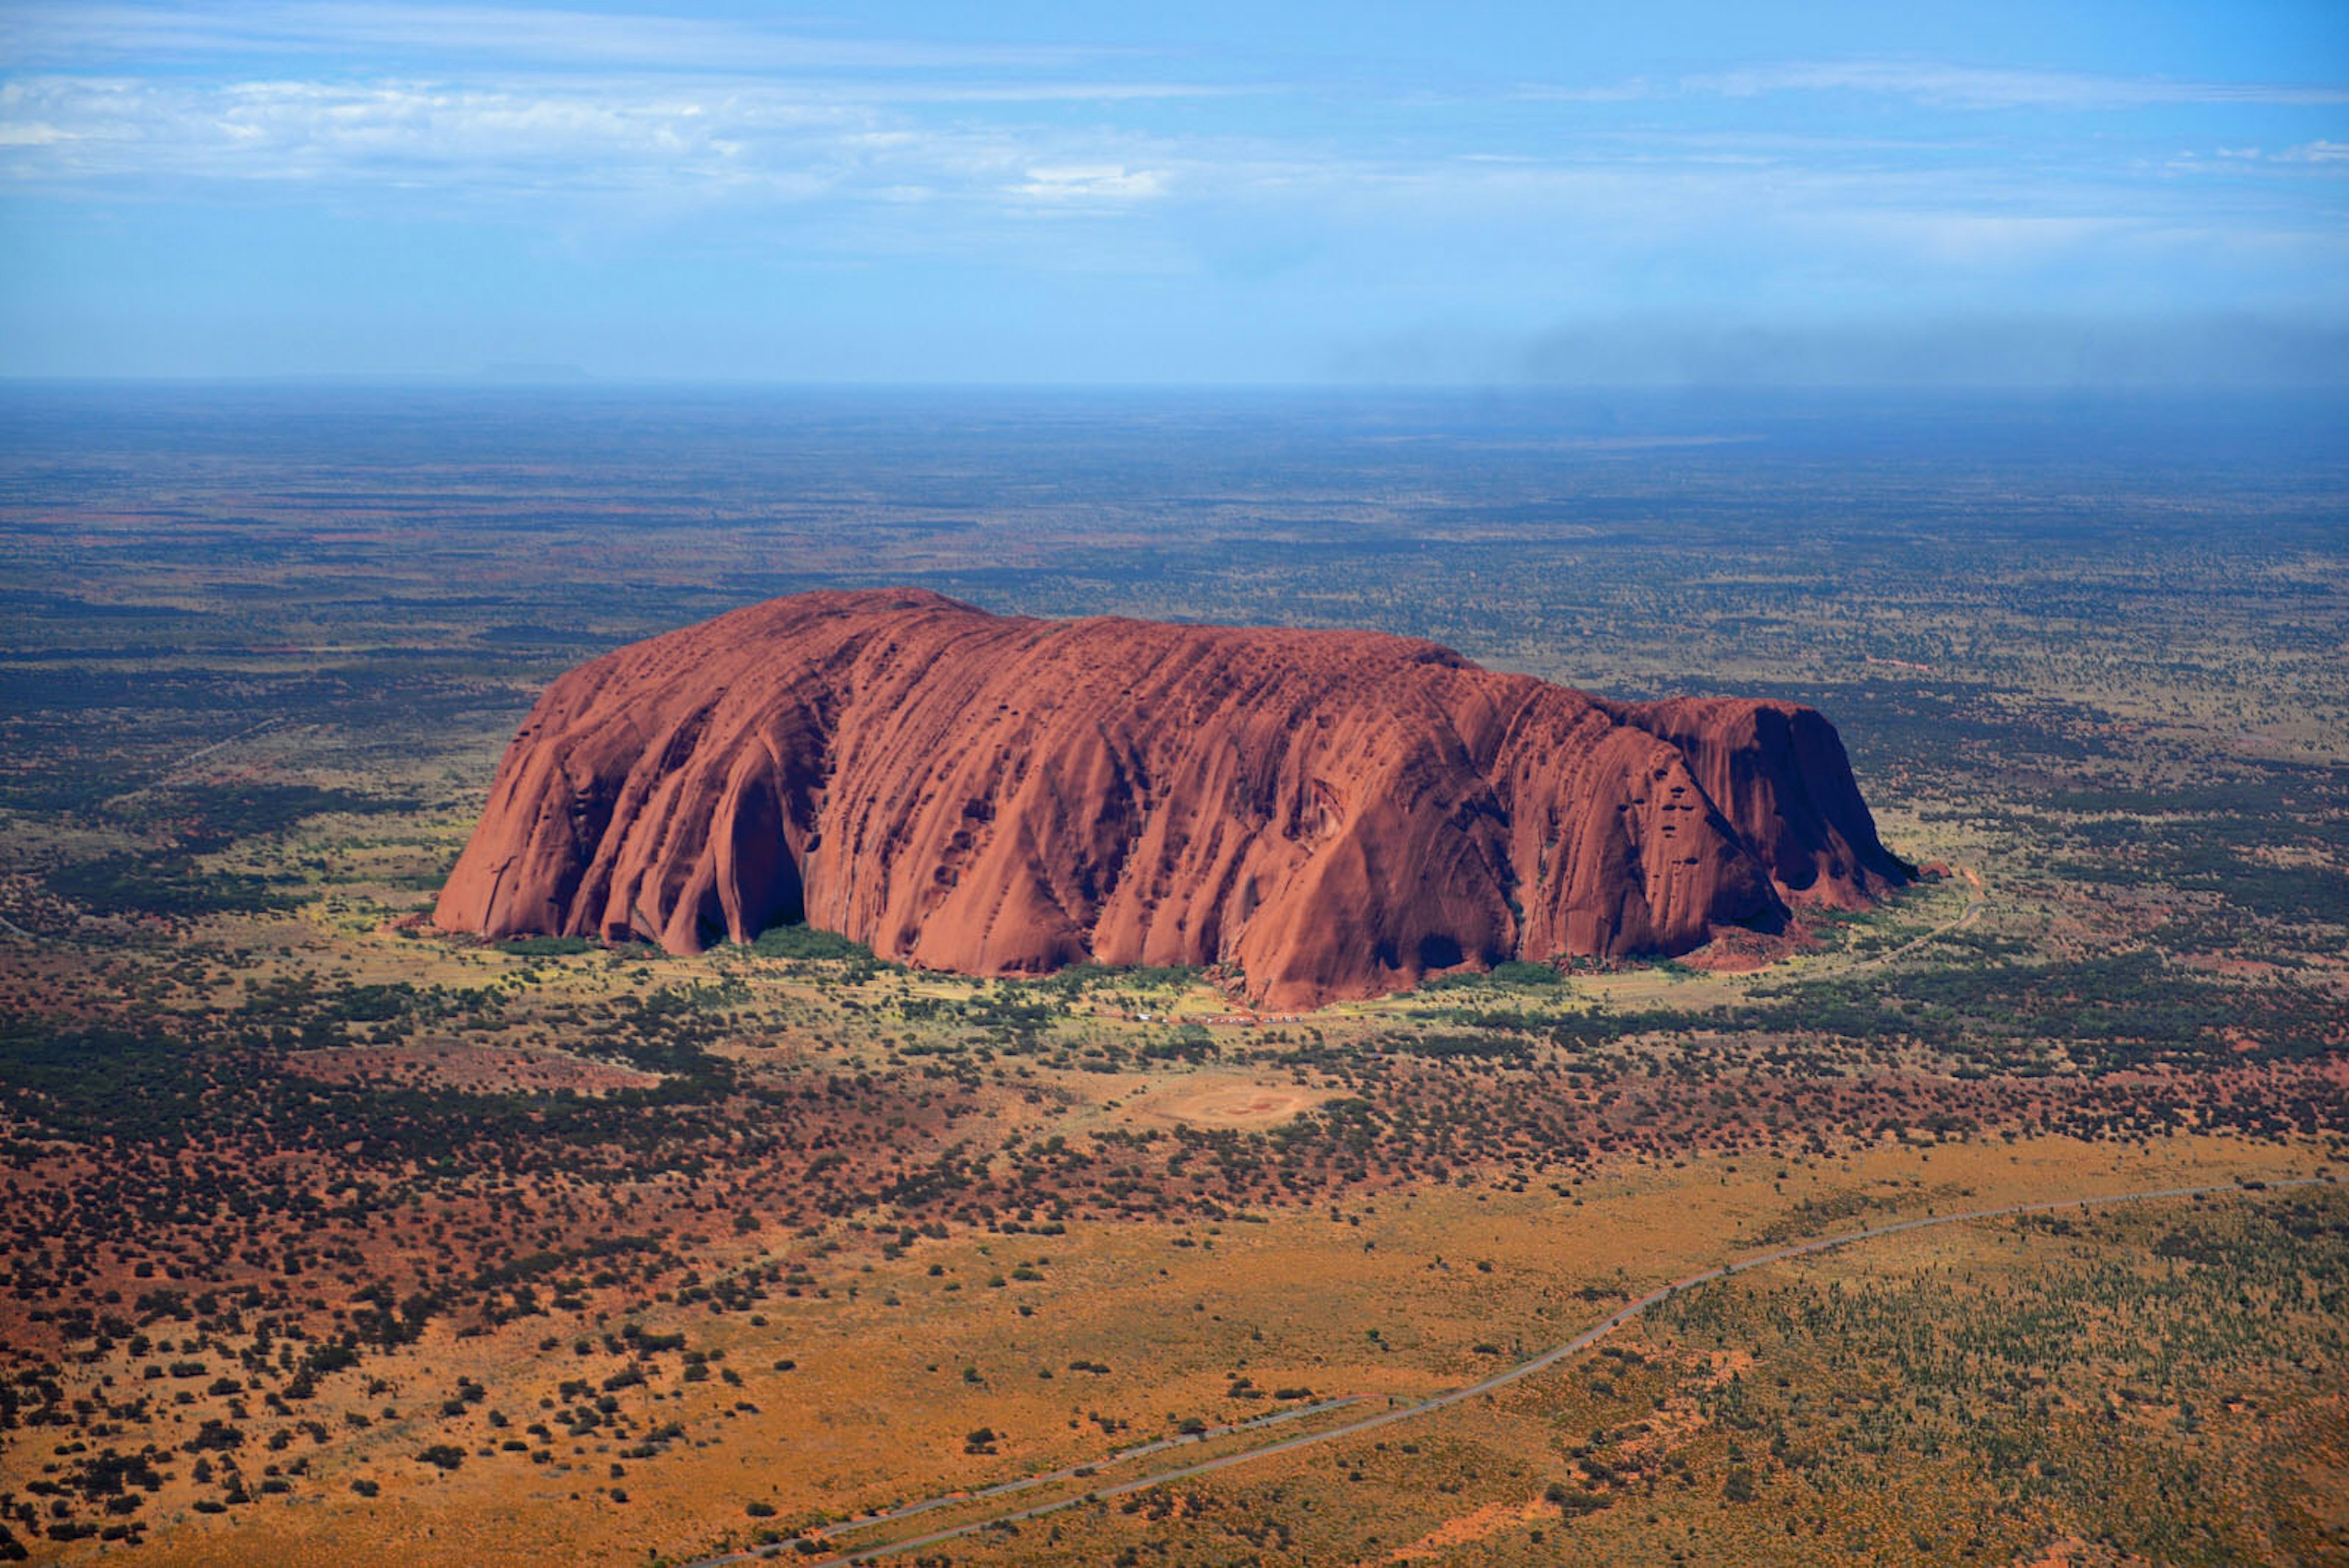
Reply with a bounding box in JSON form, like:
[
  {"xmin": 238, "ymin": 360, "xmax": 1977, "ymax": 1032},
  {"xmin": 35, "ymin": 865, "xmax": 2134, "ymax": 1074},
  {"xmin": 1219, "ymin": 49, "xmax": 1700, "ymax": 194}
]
[{"xmin": 688, "ymin": 1170, "xmax": 2329, "ymax": 1567}]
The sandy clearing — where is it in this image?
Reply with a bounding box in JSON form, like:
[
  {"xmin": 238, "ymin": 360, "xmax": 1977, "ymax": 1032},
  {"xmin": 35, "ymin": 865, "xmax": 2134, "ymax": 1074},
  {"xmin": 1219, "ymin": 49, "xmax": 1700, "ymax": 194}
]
[
  {"xmin": 1121, "ymin": 1074, "xmax": 1338, "ymax": 1131},
  {"xmin": 1384, "ymin": 1493, "xmax": 1556, "ymax": 1560}
]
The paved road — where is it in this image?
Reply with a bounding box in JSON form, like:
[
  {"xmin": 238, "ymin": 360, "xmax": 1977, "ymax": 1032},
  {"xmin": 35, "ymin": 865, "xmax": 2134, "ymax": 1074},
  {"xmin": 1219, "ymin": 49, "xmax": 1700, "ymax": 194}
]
[
  {"xmin": 725, "ymin": 1393, "xmax": 1365, "ymax": 1549},
  {"xmin": 688, "ymin": 1171, "xmax": 2329, "ymax": 1567}
]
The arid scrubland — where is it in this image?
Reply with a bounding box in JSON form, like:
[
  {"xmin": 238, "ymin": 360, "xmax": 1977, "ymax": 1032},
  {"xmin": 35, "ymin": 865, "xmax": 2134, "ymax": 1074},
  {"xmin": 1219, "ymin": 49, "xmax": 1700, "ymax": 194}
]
[{"xmin": 1, "ymin": 388, "xmax": 2343, "ymax": 1564}]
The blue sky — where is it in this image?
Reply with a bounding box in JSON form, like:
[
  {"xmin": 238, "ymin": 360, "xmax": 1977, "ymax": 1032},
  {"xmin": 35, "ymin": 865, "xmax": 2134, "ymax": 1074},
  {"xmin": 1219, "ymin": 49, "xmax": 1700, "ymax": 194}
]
[{"xmin": 2, "ymin": 1, "xmax": 2343, "ymax": 382}]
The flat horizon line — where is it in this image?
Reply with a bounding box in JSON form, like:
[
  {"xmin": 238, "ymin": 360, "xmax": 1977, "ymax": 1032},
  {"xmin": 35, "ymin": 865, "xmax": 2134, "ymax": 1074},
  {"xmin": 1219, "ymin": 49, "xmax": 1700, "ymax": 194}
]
[{"xmin": 6, "ymin": 374, "xmax": 2348, "ymax": 396}]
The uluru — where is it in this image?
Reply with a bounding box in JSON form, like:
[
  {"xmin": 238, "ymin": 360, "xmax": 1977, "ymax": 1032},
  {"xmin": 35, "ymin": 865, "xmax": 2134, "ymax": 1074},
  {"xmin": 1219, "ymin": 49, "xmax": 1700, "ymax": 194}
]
[{"xmin": 436, "ymin": 590, "xmax": 1909, "ymax": 1007}]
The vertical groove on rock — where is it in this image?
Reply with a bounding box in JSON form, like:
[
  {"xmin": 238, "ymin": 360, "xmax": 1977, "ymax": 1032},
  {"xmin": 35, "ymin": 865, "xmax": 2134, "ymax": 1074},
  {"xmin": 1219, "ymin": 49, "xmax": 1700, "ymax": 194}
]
[{"xmin": 437, "ymin": 590, "xmax": 1910, "ymax": 1006}]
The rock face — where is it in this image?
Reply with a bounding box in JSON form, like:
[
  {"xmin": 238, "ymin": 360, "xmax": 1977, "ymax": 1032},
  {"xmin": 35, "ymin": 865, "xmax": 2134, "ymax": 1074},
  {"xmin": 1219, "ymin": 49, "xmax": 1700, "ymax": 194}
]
[{"xmin": 436, "ymin": 590, "xmax": 1908, "ymax": 1008}]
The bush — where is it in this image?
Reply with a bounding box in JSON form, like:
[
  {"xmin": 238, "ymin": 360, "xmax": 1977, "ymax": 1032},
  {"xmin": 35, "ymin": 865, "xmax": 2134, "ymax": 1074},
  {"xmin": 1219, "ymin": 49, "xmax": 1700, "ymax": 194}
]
[
  {"xmin": 497, "ymin": 936, "xmax": 595, "ymax": 957},
  {"xmin": 744, "ymin": 924, "xmax": 875, "ymax": 962}
]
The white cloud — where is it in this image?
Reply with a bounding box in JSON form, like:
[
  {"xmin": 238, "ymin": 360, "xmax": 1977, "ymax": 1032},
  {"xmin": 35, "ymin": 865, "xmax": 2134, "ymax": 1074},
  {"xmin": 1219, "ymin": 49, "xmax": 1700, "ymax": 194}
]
[
  {"xmin": 2277, "ymin": 139, "xmax": 2349, "ymax": 163},
  {"xmin": 0, "ymin": 67, "xmax": 2318, "ymax": 243},
  {"xmin": 0, "ymin": 45, "xmax": 2334, "ymax": 294},
  {"xmin": 1682, "ymin": 59, "xmax": 2349, "ymax": 111},
  {"xmin": 1010, "ymin": 164, "xmax": 1165, "ymax": 202},
  {"xmin": 0, "ymin": 73, "xmax": 1148, "ymax": 206},
  {"xmin": 1504, "ymin": 79, "xmax": 1655, "ymax": 105},
  {"xmin": 0, "ymin": 2, "xmax": 1104, "ymax": 75},
  {"xmin": 1838, "ymin": 210, "xmax": 2124, "ymax": 266}
]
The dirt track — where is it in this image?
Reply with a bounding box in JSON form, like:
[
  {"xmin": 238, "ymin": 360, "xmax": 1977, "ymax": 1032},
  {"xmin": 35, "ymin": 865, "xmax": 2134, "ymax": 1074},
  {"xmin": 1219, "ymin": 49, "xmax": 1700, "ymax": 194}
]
[{"xmin": 690, "ymin": 1169, "xmax": 2329, "ymax": 1568}]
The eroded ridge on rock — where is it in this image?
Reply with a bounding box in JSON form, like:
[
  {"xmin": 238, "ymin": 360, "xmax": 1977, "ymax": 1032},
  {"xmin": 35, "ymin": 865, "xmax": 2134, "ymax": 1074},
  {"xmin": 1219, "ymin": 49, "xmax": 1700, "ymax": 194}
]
[{"xmin": 436, "ymin": 590, "xmax": 1908, "ymax": 1006}]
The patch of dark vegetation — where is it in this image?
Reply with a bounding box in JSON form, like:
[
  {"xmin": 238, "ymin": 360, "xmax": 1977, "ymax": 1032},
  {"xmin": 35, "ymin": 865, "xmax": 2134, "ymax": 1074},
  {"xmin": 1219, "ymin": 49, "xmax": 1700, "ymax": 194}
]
[
  {"xmin": 143, "ymin": 783, "xmax": 419, "ymax": 848},
  {"xmin": 477, "ymin": 623, "xmax": 593, "ymax": 647},
  {"xmin": 0, "ymin": 987, "xmax": 749, "ymax": 1155},
  {"xmin": 1420, "ymin": 959, "xmax": 1568, "ymax": 993},
  {"xmin": 1646, "ymin": 1193, "xmax": 2349, "ymax": 1566},
  {"xmin": 1037, "ymin": 963, "xmax": 1209, "ymax": 997},
  {"xmin": 497, "ymin": 935, "xmax": 598, "ymax": 957},
  {"xmin": 40, "ymin": 853, "xmax": 297, "ymax": 920},
  {"xmin": 2054, "ymin": 845, "xmax": 2349, "ymax": 928},
  {"xmin": 742, "ymin": 924, "xmax": 880, "ymax": 964},
  {"xmin": 1735, "ymin": 945, "xmax": 2347, "ymax": 1072}
]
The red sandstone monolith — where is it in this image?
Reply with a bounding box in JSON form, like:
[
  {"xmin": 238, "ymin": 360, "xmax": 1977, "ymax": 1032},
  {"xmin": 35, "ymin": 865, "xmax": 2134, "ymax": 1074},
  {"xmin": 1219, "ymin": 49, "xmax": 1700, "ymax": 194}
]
[{"xmin": 437, "ymin": 590, "xmax": 1907, "ymax": 1006}]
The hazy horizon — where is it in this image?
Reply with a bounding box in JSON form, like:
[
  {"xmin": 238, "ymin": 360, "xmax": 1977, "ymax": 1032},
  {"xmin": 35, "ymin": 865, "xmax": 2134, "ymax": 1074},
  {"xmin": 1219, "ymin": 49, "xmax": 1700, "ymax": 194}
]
[{"xmin": 4, "ymin": 1, "xmax": 2343, "ymax": 385}]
